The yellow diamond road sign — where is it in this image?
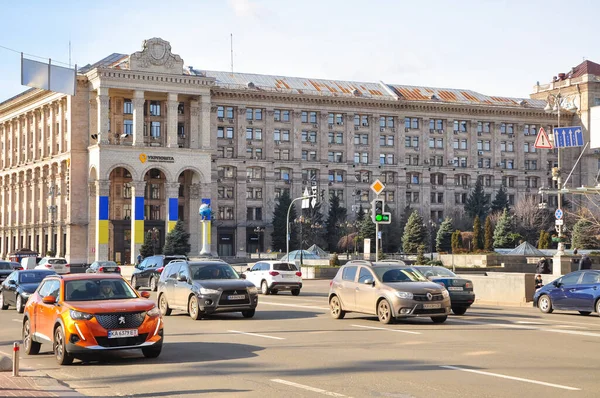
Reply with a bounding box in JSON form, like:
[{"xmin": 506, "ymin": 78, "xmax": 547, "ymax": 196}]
[{"xmin": 371, "ymin": 179, "xmax": 385, "ymax": 195}]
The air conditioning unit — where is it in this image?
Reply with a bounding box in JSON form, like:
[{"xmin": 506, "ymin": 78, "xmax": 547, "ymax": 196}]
[
  {"xmin": 391, "ymin": 128, "xmax": 396, "ymax": 132},
  {"xmin": 477, "ymin": 132, "xmax": 482, "ymax": 136},
  {"xmin": 354, "ymin": 126, "xmax": 359, "ymax": 131},
  {"xmin": 229, "ymin": 140, "xmax": 234, "ymax": 144},
  {"xmin": 453, "ymin": 131, "xmax": 458, "ymax": 135},
  {"xmin": 228, "ymin": 119, "xmax": 234, "ymax": 124},
  {"xmin": 478, "ymin": 151, "xmax": 484, "ymax": 155},
  {"xmin": 429, "ymin": 129, "xmax": 435, "ymax": 133},
  {"xmin": 405, "ymin": 127, "xmax": 410, "ymax": 132},
  {"xmin": 275, "ymin": 141, "xmax": 280, "ymax": 145},
  {"xmin": 380, "ymin": 128, "xmax": 385, "ymax": 132},
  {"xmin": 438, "ymin": 129, "xmax": 444, "ymax": 134},
  {"xmin": 218, "ymin": 117, "xmax": 224, "ymax": 122},
  {"xmin": 406, "ymin": 184, "xmax": 412, "ymax": 189},
  {"xmin": 313, "ymin": 124, "xmax": 318, "ymax": 128},
  {"xmin": 329, "ymin": 124, "xmax": 334, "ymax": 129}
]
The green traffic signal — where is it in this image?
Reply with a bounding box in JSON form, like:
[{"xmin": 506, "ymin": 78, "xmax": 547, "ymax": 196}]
[{"xmin": 375, "ymin": 214, "xmax": 383, "ymax": 221}]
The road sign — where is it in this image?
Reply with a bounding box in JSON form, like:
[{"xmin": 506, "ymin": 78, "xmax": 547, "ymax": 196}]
[
  {"xmin": 553, "ymin": 126, "xmax": 584, "ymax": 148},
  {"xmin": 555, "ymin": 219, "xmax": 564, "ymax": 226},
  {"xmin": 555, "ymin": 208, "xmax": 563, "ymax": 220},
  {"xmin": 534, "ymin": 127, "xmax": 553, "ymax": 149},
  {"xmin": 371, "ymin": 179, "xmax": 385, "ymax": 195},
  {"xmin": 302, "ymin": 188, "xmax": 310, "ymax": 209}
]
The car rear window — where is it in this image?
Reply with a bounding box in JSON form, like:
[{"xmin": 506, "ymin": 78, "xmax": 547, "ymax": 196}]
[
  {"xmin": 19, "ymin": 271, "xmax": 53, "ymax": 284},
  {"xmin": 0, "ymin": 262, "xmax": 11, "ymax": 270},
  {"xmin": 49, "ymin": 259, "xmax": 67, "ymax": 265},
  {"xmin": 273, "ymin": 263, "xmax": 298, "ymax": 271}
]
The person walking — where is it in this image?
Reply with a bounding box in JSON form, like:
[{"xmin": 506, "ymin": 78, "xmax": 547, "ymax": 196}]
[
  {"xmin": 579, "ymin": 253, "xmax": 592, "ymax": 270},
  {"xmin": 536, "ymin": 257, "xmax": 551, "ymax": 274}
]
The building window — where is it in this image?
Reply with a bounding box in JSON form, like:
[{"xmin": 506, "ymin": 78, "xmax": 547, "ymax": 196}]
[
  {"xmin": 217, "ymin": 106, "xmax": 224, "ymax": 118},
  {"xmin": 218, "ymin": 206, "xmax": 234, "ymax": 220},
  {"xmin": 149, "ymin": 101, "xmax": 161, "ymax": 116},
  {"xmin": 218, "ymin": 186, "xmax": 234, "ymax": 199},
  {"xmin": 217, "ymin": 127, "xmax": 224, "ymax": 138},
  {"xmin": 329, "ymin": 170, "xmax": 344, "ymax": 182},
  {"xmin": 124, "ymin": 100, "xmax": 132, "ymax": 114},
  {"xmin": 274, "ymin": 109, "xmax": 281, "ymax": 121},
  {"xmin": 150, "ymin": 122, "xmax": 161, "ymax": 138},
  {"xmin": 328, "ymin": 151, "xmax": 343, "ymax": 163},
  {"xmin": 246, "ymin": 128, "xmax": 262, "ymax": 140},
  {"xmin": 123, "ymin": 120, "xmax": 133, "ymax": 135},
  {"xmin": 123, "ymin": 183, "xmax": 132, "ymax": 199},
  {"xmin": 302, "ymin": 131, "xmax": 317, "ymax": 143},
  {"xmin": 524, "ymin": 124, "xmax": 537, "ymax": 136},
  {"xmin": 226, "ymin": 107, "xmax": 234, "ymax": 119}
]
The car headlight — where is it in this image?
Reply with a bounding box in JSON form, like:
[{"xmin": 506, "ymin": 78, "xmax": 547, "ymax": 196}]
[
  {"xmin": 147, "ymin": 306, "xmax": 160, "ymax": 317},
  {"xmin": 199, "ymin": 287, "xmax": 220, "ymax": 295},
  {"xmin": 394, "ymin": 291, "xmax": 413, "ymax": 299},
  {"xmin": 70, "ymin": 310, "xmax": 94, "ymax": 320},
  {"xmin": 247, "ymin": 286, "xmax": 258, "ymax": 294},
  {"xmin": 441, "ymin": 289, "xmax": 449, "ymax": 298}
]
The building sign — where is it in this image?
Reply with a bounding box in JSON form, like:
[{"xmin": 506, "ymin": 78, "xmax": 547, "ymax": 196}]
[{"xmin": 139, "ymin": 153, "xmax": 175, "ymax": 163}]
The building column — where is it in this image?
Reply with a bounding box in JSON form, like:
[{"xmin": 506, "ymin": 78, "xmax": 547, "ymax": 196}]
[
  {"xmin": 132, "ymin": 90, "xmax": 145, "ymax": 147},
  {"xmin": 32, "ymin": 111, "xmax": 39, "ymax": 162},
  {"xmin": 17, "ymin": 116, "xmax": 23, "ymax": 165},
  {"xmin": 57, "ymin": 100, "xmax": 64, "ymax": 154},
  {"xmin": 95, "ymin": 180, "xmax": 110, "ymax": 261},
  {"xmin": 200, "ymin": 95, "xmax": 211, "ymax": 149},
  {"xmin": 165, "ymin": 182, "xmax": 180, "ymax": 233},
  {"xmin": 188, "ymin": 183, "xmax": 201, "ymax": 255},
  {"xmin": 97, "ymin": 88, "xmax": 110, "ymax": 145},
  {"xmin": 130, "ymin": 181, "xmax": 145, "ymax": 264},
  {"xmin": 189, "ymin": 99, "xmax": 200, "ymax": 150},
  {"xmin": 24, "ymin": 114, "xmax": 31, "ymax": 163},
  {"xmin": 49, "ymin": 103, "xmax": 57, "ymax": 156},
  {"xmin": 167, "ymin": 93, "xmax": 179, "ymax": 148}
]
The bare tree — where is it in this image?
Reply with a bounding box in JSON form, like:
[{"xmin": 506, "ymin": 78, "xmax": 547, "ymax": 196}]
[
  {"xmin": 512, "ymin": 196, "xmax": 554, "ymax": 244},
  {"xmin": 564, "ymin": 194, "xmax": 600, "ymax": 231},
  {"xmin": 449, "ymin": 207, "xmax": 471, "ymax": 231}
]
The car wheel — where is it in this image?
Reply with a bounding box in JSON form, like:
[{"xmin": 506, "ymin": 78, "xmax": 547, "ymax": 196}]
[
  {"xmin": 54, "ymin": 327, "xmax": 74, "ymax": 365},
  {"xmin": 538, "ymin": 294, "xmax": 553, "ymax": 314},
  {"xmin": 22, "ymin": 318, "xmax": 40, "ymax": 355},
  {"xmin": 16, "ymin": 295, "xmax": 24, "ymax": 314},
  {"xmin": 451, "ymin": 306, "xmax": 467, "ymax": 316},
  {"xmin": 596, "ymin": 299, "xmax": 600, "ymax": 315},
  {"xmin": 261, "ymin": 280, "xmax": 270, "ymax": 295},
  {"xmin": 188, "ymin": 296, "xmax": 202, "ymax": 320},
  {"xmin": 150, "ymin": 276, "xmax": 158, "ymax": 292},
  {"xmin": 158, "ymin": 294, "xmax": 172, "ymax": 316},
  {"xmin": 131, "ymin": 275, "xmax": 139, "ymax": 290},
  {"xmin": 377, "ymin": 299, "xmax": 393, "ymax": 324},
  {"xmin": 291, "ymin": 289, "xmax": 300, "ymax": 296},
  {"xmin": 579, "ymin": 311, "xmax": 592, "ymax": 316},
  {"xmin": 329, "ymin": 296, "xmax": 345, "ymax": 319},
  {"xmin": 0, "ymin": 292, "xmax": 7, "ymax": 310},
  {"xmin": 142, "ymin": 344, "xmax": 162, "ymax": 358},
  {"xmin": 242, "ymin": 309, "xmax": 255, "ymax": 318},
  {"xmin": 431, "ymin": 316, "xmax": 448, "ymax": 323}
]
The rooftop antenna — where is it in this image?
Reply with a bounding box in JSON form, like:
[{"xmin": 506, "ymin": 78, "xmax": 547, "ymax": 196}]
[{"xmin": 230, "ymin": 33, "xmax": 234, "ymax": 73}]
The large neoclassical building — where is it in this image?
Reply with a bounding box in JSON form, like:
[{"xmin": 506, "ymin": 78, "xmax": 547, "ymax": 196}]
[{"xmin": 0, "ymin": 37, "xmax": 596, "ymax": 263}]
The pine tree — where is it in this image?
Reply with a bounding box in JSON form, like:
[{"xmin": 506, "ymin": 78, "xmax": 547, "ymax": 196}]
[
  {"xmin": 571, "ymin": 219, "xmax": 599, "ymax": 249},
  {"xmin": 139, "ymin": 231, "xmax": 154, "ymax": 258},
  {"xmin": 271, "ymin": 191, "xmax": 298, "ymax": 252},
  {"xmin": 358, "ymin": 214, "xmax": 376, "ymax": 253},
  {"xmin": 324, "ymin": 194, "xmax": 347, "ymax": 252},
  {"xmin": 382, "ymin": 207, "xmax": 402, "ymax": 253},
  {"xmin": 435, "ymin": 217, "xmax": 454, "ymax": 253},
  {"xmin": 538, "ymin": 230, "xmax": 550, "ymax": 249},
  {"xmin": 402, "ymin": 211, "xmax": 425, "ymax": 254},
  {"xmin": 464, "ymin": 178, "xmax": 490, "ymax": 220},
  {"xmin": 416, "ymin": 244, "xmax": 427, "ymax": 264},
  {"xmin": 163, "ymin": 220, "xmax": 191, "ymax": 255},
  {"xmin": 451, "ymin": 230, "xmax": 463, "ymax": 253},
  {"xmin": 493, "ymin": 209, "xmax": 513, "ymax": 248},
  {"xmin": 397, "ymin": 205, "xmax": 411, "ymax": 239},
  {"xmin": 484, "ymin": 217, "xmax": 494, "ymax": 251},
  {"xmin": 491, "ymin": 184, "xmax": 510, "ymax": 213},
  {"xmin": 356, "ymin": 204, "xmax": 365, "ymax": 223},
  {"xmin": 472, "ymin": 216, "xmax": 482, "ymax": 251}
]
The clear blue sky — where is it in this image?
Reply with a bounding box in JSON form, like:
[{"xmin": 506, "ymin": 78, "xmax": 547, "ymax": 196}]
[{"xmin": 1, "ymin": 0, "xmax": 598, "ymax": 102}]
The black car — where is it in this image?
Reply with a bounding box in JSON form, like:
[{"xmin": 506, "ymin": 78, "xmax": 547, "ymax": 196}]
[
  {"xmin": 131, "ymin": 255, "xmax": 188, "ymax": 291},
  {"xmin": 156, "ymin": 260, "xmax": 259, "ymax": 320},
  {"xmin": 86, "ymin": 261, "xmax": 121, "ymax": 274},
  {"xmin": 0, "ymin": 261, "xmax": 22, "ymax": 283},
  {"xmin": 0, "ymin": 269, "xmax": 56, "ymax": 313},
  {"xmin": 413, "ymin": 266, "xmax": 475, "ymax": 315}
]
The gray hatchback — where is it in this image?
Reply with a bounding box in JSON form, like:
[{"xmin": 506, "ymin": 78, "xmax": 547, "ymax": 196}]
[{"xmin": 157, "ymin": 260, "xmax": 259, "ymax": 320}]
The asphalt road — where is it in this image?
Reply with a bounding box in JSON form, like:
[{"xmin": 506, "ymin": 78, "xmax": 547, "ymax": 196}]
[{"xmin": 0, "ymin": 280, "xmax": 599, "ymax": 397}]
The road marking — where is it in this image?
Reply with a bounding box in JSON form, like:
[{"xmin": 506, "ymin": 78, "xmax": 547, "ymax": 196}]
[
  {"xmin": 464, "ymin": 351, "xmax": 496, "ymax": 356},
  {"xmin": 440, "ymin": 365, "xmax": 580, "ymax": 391},
  {"xmin": 516, "ymin": 321, "xmax": 544, "ymax": 325},
  {"xmin": 259, "ymin": 301, "xmax": 329, "ymax": 311},
  {"xmin": 12, "ymin": 319, "xmax": 21, "ymax": 323},
  {"xmin": 555, "ymin": 324, "xmax": 587, "ymax": 329},
  {"xmin": 228, "ymin": 330, "xmax": 285, "ymax": 340},
  {"xmin": 271, "ymin": 379, "xmax": 350, "ymax": 397},
  {"xmin": 450, "ymin": 319, "xmax": 600, "ymax": 338},
  {"xmin": 351, "ymin": 324, "xmax": 421, "ymax": 335}
]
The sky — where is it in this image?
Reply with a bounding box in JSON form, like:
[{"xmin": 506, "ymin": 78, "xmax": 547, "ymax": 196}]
[{"xmin": 1, "ymin": 0, "xmax": 599, "ymax": 102}]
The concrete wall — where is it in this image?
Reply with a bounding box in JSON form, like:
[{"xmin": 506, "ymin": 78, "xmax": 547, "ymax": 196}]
[{"xmin": 466, "ymin": 272, "xmax": 536, "ymax": 304}]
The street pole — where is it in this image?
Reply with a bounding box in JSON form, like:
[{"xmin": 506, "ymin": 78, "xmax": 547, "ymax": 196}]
[
  {"xmin": 375, "ymin": 222, "xmax": 379, "ymax": 261},
  {"xmin": 286, "ymin": 194, "xmax": 316, "ymax": 261},
  {"xmin": 546, "ymin": 92, "xmax": 564, "ymax": 255}
]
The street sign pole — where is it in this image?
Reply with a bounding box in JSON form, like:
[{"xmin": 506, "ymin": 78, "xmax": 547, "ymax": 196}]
[{"xmin": 375, "ymin": 205, "xmax": 379, "ymax": 262}]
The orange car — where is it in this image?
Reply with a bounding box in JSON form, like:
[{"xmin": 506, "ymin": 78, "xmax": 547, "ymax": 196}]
[{"xmin": 22, "ymin": 273, "xmax": 163, "ymax": 365}]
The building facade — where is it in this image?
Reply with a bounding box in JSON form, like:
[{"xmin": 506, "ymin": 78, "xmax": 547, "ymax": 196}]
[{"xmin": 4, "ymin": 37, "xmax": 595, "ymax": 263}]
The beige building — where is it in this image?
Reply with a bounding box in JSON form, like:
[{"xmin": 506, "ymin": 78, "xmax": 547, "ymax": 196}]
[{"xmin": 2, "ymin": 37, "xmax": 594, "ymax": 263}]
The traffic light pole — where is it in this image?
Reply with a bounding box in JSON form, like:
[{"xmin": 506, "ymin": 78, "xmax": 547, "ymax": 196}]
[{"xmin": 375, "ymin": 219, "xmax": 379, "ymax": 262}]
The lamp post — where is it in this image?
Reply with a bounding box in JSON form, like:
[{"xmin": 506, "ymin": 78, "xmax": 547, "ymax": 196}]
[
  {"xmin": 47, "ymin": 184, "xmax": 60, "ymax": 256},
  {"xmin": 429, "ymin": 220, "xmax": 437, "ymax": 261},
  {"xmin": 286, "ymin": 194, "xmax": 316, "ymax": 262},
  {"xmin": 253, "ymin": 226, "xmax": 264, "ymax": 258}
]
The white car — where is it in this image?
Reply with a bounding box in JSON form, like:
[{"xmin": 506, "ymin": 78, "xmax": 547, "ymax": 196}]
[
  {"xmin": 243, "ymin": 261, "xmax": 302, "ymax": 295},
  {"xmin": 35, "ymin": 257, "xmax": 70, "ymax": 275}
]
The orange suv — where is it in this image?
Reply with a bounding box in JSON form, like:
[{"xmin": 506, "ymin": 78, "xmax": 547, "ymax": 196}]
[{"xmin": 22, "ymin": 273, "xmax": 163, "ymax": 365}]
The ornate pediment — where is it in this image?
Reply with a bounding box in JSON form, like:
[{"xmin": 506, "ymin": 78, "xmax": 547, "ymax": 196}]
[{"xmin": 129, "ymin": 38, "xmax": 184, "ymax": 74}]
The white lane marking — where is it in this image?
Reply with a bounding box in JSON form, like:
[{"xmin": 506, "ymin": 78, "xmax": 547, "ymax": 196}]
[
  {"xmin": 449, "ymin": 319, "xmax": 600, "ymax": 338},
  {"xmin": 259, "ymin": 301, "xmax": 329, "ymax": 311},
  {"xmin": 228, "ymin": 330, "xmax": 285, "ymax": 340},
  {"xmin": 555, "ymin": 324, "xmax": 588, "ymax": 329},
  {"xmin": 516, "ymin": 321, "xmax": 544, "ymax": 325},
  {"xmin": 271, "ymin": 379, "xmax": 350, "ymax": 397},
  {"xmin": 440, "ymin": 365, "xmax": 580, "ymax": 391},
  {"xmin": 351, "ymin": 324, "xmax": 421, "ymax": 335},
  {"xmin": 469, "ymin": 312, "xmax": 599, "ymax": 327},
  {"xmin": 12, "ymin": 319, "xmax": 21, "ymax": 323}
]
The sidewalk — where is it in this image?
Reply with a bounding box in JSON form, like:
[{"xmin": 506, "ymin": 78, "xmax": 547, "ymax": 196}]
[{"xmin": 0, "ymin": 370, "xmax": 85, "ymax": 397}]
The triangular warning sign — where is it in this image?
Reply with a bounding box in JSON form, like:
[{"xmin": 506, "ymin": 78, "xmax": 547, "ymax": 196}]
[{"xmin": 534, "ymin": 127, "xmax": 553, "ymax": 149}]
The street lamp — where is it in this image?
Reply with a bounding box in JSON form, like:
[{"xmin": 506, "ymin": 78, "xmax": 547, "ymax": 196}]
[
  {"xmin": 429, "ymin": 220, "xmax": 437, "ymax": 261},
  {"xmin": 253, "ymin": 226, "xmax": 264, "ymax": 258},
  {"xmin": 286, "ymin": 194, "xmax": 316, "ymax": 262}
]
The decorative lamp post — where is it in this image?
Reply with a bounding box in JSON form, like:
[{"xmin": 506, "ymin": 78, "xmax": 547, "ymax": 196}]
[{"xmin": 253, "ymin": 226, "xmax": 265, "ymax": 258}]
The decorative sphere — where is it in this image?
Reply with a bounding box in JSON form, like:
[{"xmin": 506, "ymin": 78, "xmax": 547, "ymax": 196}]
[{"xmin": 199, "ymin": 203, "xmax": 211, "ymax": 218}]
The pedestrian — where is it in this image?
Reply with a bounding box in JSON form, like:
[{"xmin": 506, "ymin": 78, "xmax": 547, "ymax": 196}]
[
  {"xmin": 573, "ymin": 247, "xmax": 579, "ymax": 256},
  {"xmin": 534, "ymin": 274, "xmax": 544, "ymax": 291},
  {"xmin": 536, "ymin": 257, "xmax": 551, "ymax": 274},
  {"xmin": 579, "ymin": 253, "xmax": 592, "ymax": 270}
]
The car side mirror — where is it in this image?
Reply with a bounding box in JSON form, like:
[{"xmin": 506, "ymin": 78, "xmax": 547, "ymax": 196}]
[
  {"xmin": 553, "ymin": 281, "xmax": 561, "ymax": 288},
  {"xmin": 139, "ymin": 291, "xmax": 151, "ymax": 299},
  {"xmin": 177, "ymin": 275, "xmax": 188, "ymax": 282},
  {"xmin": 240, "ymin": 274, "xmax": 246, "ymax": 279},
  {"xmin": 8, "ymin": 280, "xmax": 16, "ymax": 285},
  {"xmin": 135, "ymin": 264, "xmax": 140, "ymax": 269},
  {"xmin": 363, "ymin": 279, "xmax": 374, "ymax": 285},
  {"xmin": 42, "ymin": 295, "xmax": 56, "ymax": 304},
  {"xmin": 246, "ymin": 268, "xmax": 251, "ymax": 272}
]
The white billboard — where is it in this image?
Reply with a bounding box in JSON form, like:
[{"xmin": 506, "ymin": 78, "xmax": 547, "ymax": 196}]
[
  {"xmin": 21, "ymin": 54, "xmax": 76, "ymax": 96},
  {"xmin": 590, "ymin": 106, "xmax": 600, "ymax": 149}
]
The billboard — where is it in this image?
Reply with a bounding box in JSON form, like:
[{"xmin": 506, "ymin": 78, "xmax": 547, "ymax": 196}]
[
  {"xmin": 21, "ymin": 54, "xmax": 76, "ymax": 96},
  {"xmin": 590, "ymin": 106, "xmax": 600, "ymax": 149}
]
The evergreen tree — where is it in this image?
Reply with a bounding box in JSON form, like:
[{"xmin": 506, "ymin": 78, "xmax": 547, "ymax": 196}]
[
  {"xmin": 139, "ymin": 231, "xmax": 155, "ymax": 258},
  {"xmin": 484, "ymin": 217, "xmax": 494, "ymax": 251},
  {"xmin": 571, "ymin": 219, "xmax": 599, "ymax": 249},
  {"xmin": 493, "ymin": 209, "xmax": 513, "ymax": 248},
  {"xmin": 472, "ymin": 216, "xmax": 482, "ymax": 251},
  {"xmin": 271, "ymin": 191, "xmax": 298, "ymax": 252},
  {"xmin": 491, "ymin": 184, "xmax": 510, "ymax": 213},
  {"xmin": 435, "ymin": 217, "xmax": 454, "ymax": 253},
  {"xmin": 402, "ymin": 211, "xmax": 426, "ymax": 254},
  {"xmin": 163, "ymin": 220, "xmax": 191, "ymax": 255},
  {"xmin": 324, "ymin": 195, "xmax": 347, "ymax": 252},
  {"xmin": 464, "ymin": 178, "xmax": 490, "ymax": 220},
  {"xmin": 358, "ymin": 213, "xmax": 376, "ymax": 252},
  {"xmin": 416, "ymin": 245, "xmax": 427, "ymax": 264},
  {"xmin": 382, "ymin": 207, "xmax": 402, "ymax": 253},
  {"xmin": 451, "ymin": 230, "xmax": 463, "ymax": 253},
  {"xmin": 397, "ymin": 205, "xmax": 411, "ymax": 246},
  {"xmin": 300, "ymin": 202, "xmax": 326, "ymax": 249},
  {"xmin": 356, "ymin": 204, "xmax": 365, "ymax": 223}
]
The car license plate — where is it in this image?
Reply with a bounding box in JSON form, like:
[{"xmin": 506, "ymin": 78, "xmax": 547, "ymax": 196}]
[
  {"xmin": 282, "ymin": 274, "xmax": 293, "ymax": 279},
  {"xmin": 228, "ymin": 294, "xmax": 245, "ymax": 300},
  {"xmin": 423, "ymin": 303, "xmax": 441, "ymax": 309},
  {"xmin": 448, "ymin": 287, "xmax": 463, "ymax": 291},
  {"xmin": 108, "ymin": 329, "xmax": 138, "ymax": 339},
  {"xmin": 105, "ymin": 268, "xmax": 115, "ymax": 272}
]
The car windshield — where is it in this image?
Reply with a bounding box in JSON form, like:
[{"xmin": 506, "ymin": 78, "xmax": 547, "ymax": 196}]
[
  {"xmin": 273, "ymin": 263, "xmax": 298, "ymax": 271},
  {"xmin": 190, "ymin": 263, "xmax": 240, "ymax": 280},
  {"xmin": 0, "ymin": 263, "xmax": 11, "ymax": 270},
  {"xmin": 415, "ymin": 266, "xmax": 456, "ymax": 278},
  {"xmin": 373, "ymin": 267, "xmax": 428, "ymax": 283},
  {"xmin": 65, "ymin": 279, "xmax": 137, "ymax": 301},
  {"xmin": 19, "ymin": 271, "xmax": 53, "ymax": 284}
]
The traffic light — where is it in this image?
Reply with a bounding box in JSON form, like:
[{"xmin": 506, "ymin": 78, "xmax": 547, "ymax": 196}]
[{"xmin": 371, "ymin": 198, "xmax": 391, "ymax": 224}]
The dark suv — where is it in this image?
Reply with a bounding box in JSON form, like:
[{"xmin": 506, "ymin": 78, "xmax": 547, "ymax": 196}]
[
  {"xmin": 157, "ymin": 259, "xmax": 258, "ymax": 320},
  {"xmin": 131, "ymin": 255, "xmax": 187, "ymax": 291}
]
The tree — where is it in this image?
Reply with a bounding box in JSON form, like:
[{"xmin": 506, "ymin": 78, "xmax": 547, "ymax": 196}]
[
  {"xmin": 139, "ymin": 231, "xmax": 155, "ymax": 258},
  {"xmin": 451, "ymin": 230, "xmax": 463, "ymax": 253},
  {"xmin": 571, "ymin": 219, "xmax": 600, "ymax": 249},
  {"xmin": 300, "ymin": 202, "xmax": 326, "ymax": 250},
  {"xmin": 538, "ymin": 230, "xmax": 550, "ymax": 249},
  {"xmin": 163, "ymin": 220, "xmax": 191, "ymax": 255},
  {"xmin": 484, "ymin": 217, "xmax": 494, "ymax": 251},
  {"xmin": 381, "ymin": 207, "xmax": 403, "ymax": 253},
  {"xmin": 491, "ymin": 185, "xmax": 509, "ymax": 213},
  {"xmin": 402, "ymin": 211, "xmax": 425, "ymax": 254},
  {"xmin": 358, "ymin": 213, "xmax": 376, "ymax": 253},
  {"xmin": 356, "ymin": 204, "xmax": 365, "ymax": 223},
  {"xmin": 493, "ymin": 209, "xmax": 514, "ymax": 248},
  {"xmin": 416, "ymin": 245, "xmax": 426, "ymax": 264},
  {"xmin": 464, "ymin": 178, "xmax": 490, "ymax": 220},
  {"xmin": 271, "ymin": 191, "xmax": 298, "ymax": 252},
  {"xmin": 397, "ymin": 205, "xmax": 411, "ymax": 240},
  {"xmin": 512, "ymin": 196, "xmax": 554, "ymax": 244},
  {"xmin": 324, "ymin": 195, "xmax": 347, "ymax": 252},
  {"xmin": 435, "ymin": 217, "xmax": 454, "ymax": 253},
  {"xmin": 472, "ymin": 216, "xmax": 482, "ymax": 251}
]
